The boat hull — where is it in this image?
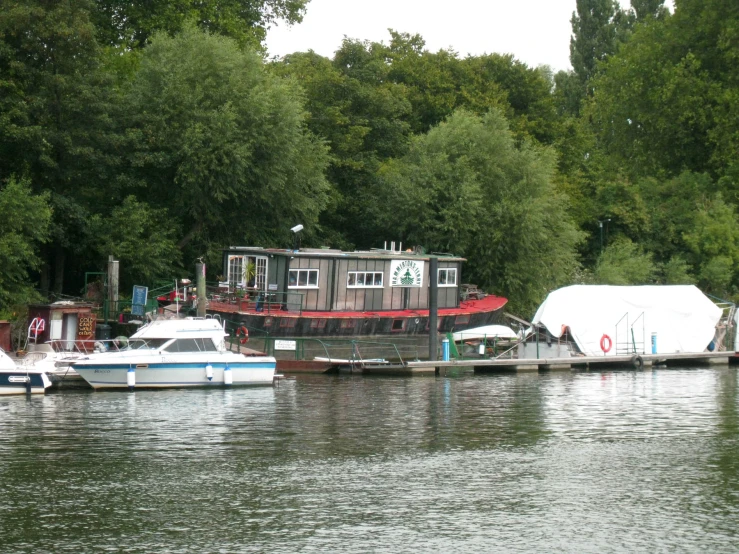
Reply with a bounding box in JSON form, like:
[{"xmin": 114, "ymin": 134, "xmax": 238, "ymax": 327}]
[
  {"xmin": 73, "ymin": 360, "xmax": 276, "ymax": 389},
  {"xmin": 207, "ymin": 294, "xmax": 507, "ymax": 338},
  {"xmin": 0, "ymin": 370, "xmax": 52, "ymax": 395}
]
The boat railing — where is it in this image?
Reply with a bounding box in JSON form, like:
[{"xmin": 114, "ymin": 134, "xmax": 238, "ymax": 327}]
[
  {"xmin": 205, "ymin": 285, "xmax": 305, "ymax": 315},
  {"xmin": 263, "ymin": 337, "xmax": 406, "ymax": 367},
  {"xmin": 47, "ymin": 338, "xmax": 150, "ymax": 355}
]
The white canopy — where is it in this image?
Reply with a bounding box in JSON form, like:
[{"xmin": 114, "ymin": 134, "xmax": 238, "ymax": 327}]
[
  {"xmin": 531, "ymin": 285, "xmax": 722, "ymax": 356},
  {"xmin": 453, "ymin": 325, "xmax": 519, "ymax": 342}
]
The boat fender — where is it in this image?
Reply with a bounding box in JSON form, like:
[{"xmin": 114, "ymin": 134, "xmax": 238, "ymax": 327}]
[
  {"xmin": 127, "ymin": 366, "xmax": 135, "ymax": 391},
  {"xmin": 223, "ymin": 364, "xmax": 233, "ymax": 386},
  {"xmin": 631, "ymin": 355, "xmax": 644, "ymax": 370},
  {"xmin": 237, "ymin": 326, "xmax": 249, "ymax": 344},
  {"xmin": 600, "ymin": 334, "xmax": 612, "ymax": 353},
  {"xmin": 205, "ymin": 363, "xmax": 213, "ymax": 381}
]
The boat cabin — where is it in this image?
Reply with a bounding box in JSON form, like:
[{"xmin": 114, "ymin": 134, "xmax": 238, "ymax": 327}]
[
  {"xmin": 221, "ymin": 245, "xmax": 464, "ymax": 313},
  {"xmin": 27, "ymin": 302, "xmax": 96, "ymax": 351}
]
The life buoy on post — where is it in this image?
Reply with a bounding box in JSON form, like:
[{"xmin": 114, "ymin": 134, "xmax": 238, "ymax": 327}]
[
  {"xmin": 237, "ymin": 326, "xmax": 249, "ymax": 344},
  {"xmin": 600, "ymin": 334, "xmax": 612, "ymax": 354}
]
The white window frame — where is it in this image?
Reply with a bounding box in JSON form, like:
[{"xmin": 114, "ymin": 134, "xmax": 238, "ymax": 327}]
[
  {"xmin": 288, "ymin": 268, "xmax": 319, "ymax": 289},
  {"xmin": 228, "ymin": 255, "xmax": 245, "ymax": 289},
  {"xmin": 437, "ymin": 268, "xmax": 457, "ymax": 287},
  {"xmin": 347, "ymin": 271, "xmax": 384, "ymax": 288}
]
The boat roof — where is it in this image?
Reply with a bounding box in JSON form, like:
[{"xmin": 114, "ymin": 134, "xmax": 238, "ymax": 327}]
[
  {"xmin": 225, "ymin": 246, "xmax": 466, "ymax": 262},
  {"xmin": 131, "ymin": 318, "xmax": 227, "ymax": 340}
]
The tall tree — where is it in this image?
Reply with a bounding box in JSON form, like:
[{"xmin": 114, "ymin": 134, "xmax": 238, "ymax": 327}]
[
  {"xmin": 376, "ymin": 109, "xmax": 583, "ymax": 315},
  {"xmin": 588, "ymin": 0, "xmax": 739, "ymax": 180},
  {"xmin": 0, "ymin": 0, "xmax": 121, "ymax": 294},
  {"xmin": 125, "ymin": 25, "xmax": 330, "ymax": 264},
  {"xmin": 570, "ymin": 0, "xmax": 621, "ymax": 89},
  {"xmin": 92, "ymin": 0, "xmax": 309, "ymax": 50},
  {"xmin": 0, "ymin": 177, "xmax": 51, "ymax": 310}
]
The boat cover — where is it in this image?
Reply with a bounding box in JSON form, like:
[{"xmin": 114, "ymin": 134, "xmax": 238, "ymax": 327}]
[
  {"xmin": 452, "ymin": 325, "xmax": 519, "ymax": 342},
  {"xmin": 531, "ymin": 285, "xmax": 722, "ymax": 356}
]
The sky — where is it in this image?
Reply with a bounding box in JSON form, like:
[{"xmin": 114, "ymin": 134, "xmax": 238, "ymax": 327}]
[{"xmin": 266, "ymin": 0, "xmax": 583, "ymax": 72}]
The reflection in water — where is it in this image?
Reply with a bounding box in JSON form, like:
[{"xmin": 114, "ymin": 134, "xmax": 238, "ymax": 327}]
[{"xmin": 1, "ymin": 368, "xmax": 738, "ymax": 552}]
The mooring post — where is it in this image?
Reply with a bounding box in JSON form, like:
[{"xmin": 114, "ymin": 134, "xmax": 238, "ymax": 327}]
[
  {"xmin": 429, "ymin": 257, "xmax": 438, "ymax": 364},
  {"xmin": 196, "ymin": 261, "xmax": 206, "ymax": 318}
]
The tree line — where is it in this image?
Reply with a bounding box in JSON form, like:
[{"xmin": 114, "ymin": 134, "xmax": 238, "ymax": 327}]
[{"xmin": 0, "ymin": 0, "xmax": 737, "ymax": 317}]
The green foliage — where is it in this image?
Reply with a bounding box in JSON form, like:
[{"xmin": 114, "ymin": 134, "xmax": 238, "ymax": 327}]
[
  {"xmin": 0, "ymin": 177, "xmax": 51, "ymax": 308},
  {"xmin": 91, "ymin": 196, "xmax": 182, "ymax": 291},
  {"xmin": 682, "ymin": 195, "xmax": 739, "ymax": 295},
  {"xmin": 0, "ymin": 0, "xmax": 125, "ymax": 293},
  {"xmin": 593, "ymin": 236, "xmax": 657, "ymax": 284},
  {"xmin": 378, "ymin": 109, "xmax": 583, "ymax": 315},
  {"xmin": 569, "ymin": 0, "xmax": 622, "ymax": 89},
  {"xmin": 125, "ymin": 24, "xmax": 330, "ymax": 260},
  {"xmin": 661, "ymin": 256, "xmax": 695, "ymax": 285},
  {"xmin": 92, "ymin": 0, "xmax": 308, "ymax": 50}
]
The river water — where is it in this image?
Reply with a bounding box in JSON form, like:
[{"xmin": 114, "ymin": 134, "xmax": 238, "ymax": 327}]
[{"xmin": 1, "ymin": 367, "xmax": 738, "ymax": 553}]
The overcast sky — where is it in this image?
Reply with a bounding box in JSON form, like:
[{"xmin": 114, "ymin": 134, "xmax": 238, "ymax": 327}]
[
  {"xmin": 266, "ymin": 0, "xmax": 583, "ymax": 71},
  {"xmin": 266, "ymin": 1, "xmax": 671, "ymax": 72}
]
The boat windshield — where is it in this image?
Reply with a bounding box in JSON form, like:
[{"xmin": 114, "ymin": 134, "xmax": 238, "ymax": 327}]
[{"xmin": 134, "ymin": 338, "xmax": 171, "ymax": 349}]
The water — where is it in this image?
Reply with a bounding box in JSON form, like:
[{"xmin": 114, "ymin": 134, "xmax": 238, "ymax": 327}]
[{"xmin": 1, "ymin": 367, "xmax": 739, "ymax": 552}]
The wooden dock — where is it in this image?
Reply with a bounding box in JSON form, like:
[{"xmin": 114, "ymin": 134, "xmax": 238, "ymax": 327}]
[{"xmin": 401, "ymin": 351, "xmax": 736, "ymax": 373}]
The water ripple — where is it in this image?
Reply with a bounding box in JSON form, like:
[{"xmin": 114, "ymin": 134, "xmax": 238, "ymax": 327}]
[{"xmin": 1, "ymin": 367, "xmax": 738, "ymax": 552}]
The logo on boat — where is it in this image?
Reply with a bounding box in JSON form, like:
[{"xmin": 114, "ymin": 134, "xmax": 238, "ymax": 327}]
[
  {"xmin": 8, "ymin": 376, "xmax": 30, "ymax": 383},
  {"xmin": 390, "ymin": 260, "xmax": 424, "ymax": 287}
]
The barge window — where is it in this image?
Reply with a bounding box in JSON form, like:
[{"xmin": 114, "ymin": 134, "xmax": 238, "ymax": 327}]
[
  {"xmin": 438, "ymin": 268, "xmax": 457, "ymax": 286},
  {"xmin": 228, "ymin": 255, "xmax": 244, "ymax": 288},
  {"xmin": 391, "ymin": 319, "xmax": 405, "ymax": 332},
  {"xmin": 347, "ymin": 271, "xmax": 384, "ymax": 288},
  {"xmin": 288, "ymin": 269, "xmax": 319, "ymax": 289}
]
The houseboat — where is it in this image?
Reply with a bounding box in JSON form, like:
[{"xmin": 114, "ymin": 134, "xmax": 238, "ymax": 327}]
[{"xmin": 207, "ymin": 244, "xmax": 507, "ymax": 338}]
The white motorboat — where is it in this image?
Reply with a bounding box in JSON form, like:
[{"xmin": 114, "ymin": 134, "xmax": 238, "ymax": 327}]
[
  {"xmin": 0, "ymin": 349, "xmax": 52, "ymax": 395},
  {"xmin": 17, "ymin": 343, "xmax": 87, "ymax": 387},
  {"xmin": 71, "ymin": 317, "xmax": 276, "ymax": 390}
]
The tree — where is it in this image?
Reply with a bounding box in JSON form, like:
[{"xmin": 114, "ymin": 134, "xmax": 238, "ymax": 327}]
[
  {"xmin": 0, "ymin": 0, "xmax": 123, "ymax": 294},
  {"xmin": 0, "ymin": 177, "xmax": 51, "ymax": 310},
  {"xmin": 125, "ymin": 25, "xmax": 330, "ymax": 264},
  {"xmin": 588, "ymin": 0, "xmax": 739, "ymax": 180},
  {"xmin": 593, "ymin": 236, "xmax": 657, "ymax": 284},
  {"xmin": 569, "ymin": 0, "xmax": 622, "ymax": 90},
  {"xmin": 377, "ymin": 109, "xmax": 583, "ymax": 315},
  {"xmin": 91, "ymin": 196, "xmax": 182, "ymax": 291},
  {"xmin": 683, "ymin": 195, "xmax": 739, "ymax": 296},
  {"xmin": 92, "ymin": 0, "xmax": 309, "ymax": 50}
]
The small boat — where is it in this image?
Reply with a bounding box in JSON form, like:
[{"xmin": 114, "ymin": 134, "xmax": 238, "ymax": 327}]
[
  {"xmin": 71, "ymin": 317, "xmax": 276, "ymax": 390},
  {"xmin": 0, "ymin": 349, "xmax": 52, "ymax": 395}
]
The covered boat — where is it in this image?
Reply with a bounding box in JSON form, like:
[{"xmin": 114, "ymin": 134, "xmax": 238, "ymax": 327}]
[
  {"xmin": 531, "ymin": 285, "xmax": 723, "ymax": 356},
  {"xmin": 71, "ymin": 317, "xmax": 276, "ymax": 389}
]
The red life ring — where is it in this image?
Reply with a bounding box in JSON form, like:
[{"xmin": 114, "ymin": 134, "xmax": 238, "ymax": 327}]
[
  {"xmin": 600, "ymin": 334, "xmax": 612, "ymax": 353},
  {"xmin": 29, "ymin": 317, "xmax": 46, "ymax": 338},
  {"xmin": 237, "ymin": 326, "xmax": 249, "ymax": 344}
]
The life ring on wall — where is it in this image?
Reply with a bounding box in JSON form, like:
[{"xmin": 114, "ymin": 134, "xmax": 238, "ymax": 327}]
[
  {"xmin": 600, "ymin": 334, "xmax": 612, "ymax": 353},
  {"xmin": 29, "ymin": 317, "xmax": 46, "ymax": 338},
  {"xmin": 237, "ymin": 326, "xmax": 249, "ymax": 344}
]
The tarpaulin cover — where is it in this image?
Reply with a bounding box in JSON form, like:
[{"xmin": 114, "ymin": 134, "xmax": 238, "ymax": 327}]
[{"xmin": 531, "ymin": 285, "xmax": 722, "ymax": 356}]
